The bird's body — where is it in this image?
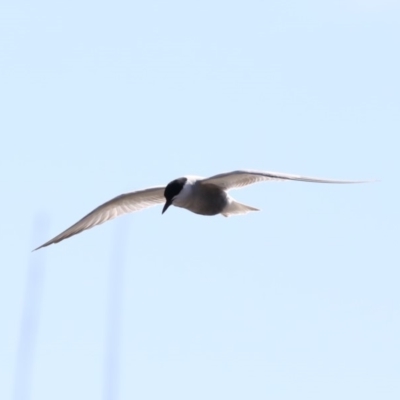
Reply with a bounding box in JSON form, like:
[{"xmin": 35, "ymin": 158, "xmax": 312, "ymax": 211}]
[
  {"xmin": 174, "ymin": 178, "xmax": 228, "ymax": 215},
  {"xmin": 34, "ymin": 170, "xmax": 369, "ymax": 250},
  {"xmin": 168, "ymin": 176, "xmax": 246, "ymax": 216}
]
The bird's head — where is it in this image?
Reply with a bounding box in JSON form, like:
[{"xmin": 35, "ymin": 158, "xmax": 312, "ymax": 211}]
[{"xmin": 162, "ymin": 177, "xmax": 188, "ymax": 214}]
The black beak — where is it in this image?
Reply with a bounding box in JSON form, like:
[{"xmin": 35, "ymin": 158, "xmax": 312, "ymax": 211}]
[{"xmin": 162, "ymin": 200, "xmax": 172, "ymax": 214}]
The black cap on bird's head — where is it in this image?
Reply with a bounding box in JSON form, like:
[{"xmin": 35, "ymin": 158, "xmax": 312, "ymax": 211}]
[{"xmin": 162, "ymin": 177, "xmax": 187, "ymax": 214}]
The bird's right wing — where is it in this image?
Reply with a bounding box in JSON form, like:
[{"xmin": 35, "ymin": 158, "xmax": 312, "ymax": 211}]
[
  {"xmin": 201, "ymin": 170, "xmax": 370, "ymax": 190},
  {"xmin": 34, "ymin": 186, "xmax": 165, "ymax": 250}
]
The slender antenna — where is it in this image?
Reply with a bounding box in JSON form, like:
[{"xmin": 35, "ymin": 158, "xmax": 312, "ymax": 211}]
[
  {"xmin": 103, "ymin": 219, "xmax": 129, "ymax": 400},
  {"xmin": 13, "ymin": 216, "xmax": 48, "ymax": 400}
]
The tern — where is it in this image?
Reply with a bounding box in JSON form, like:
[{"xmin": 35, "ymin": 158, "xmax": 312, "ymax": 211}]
[{"xmin": 34, "ymin": 170, "xmax": 368, "ymax": 250}]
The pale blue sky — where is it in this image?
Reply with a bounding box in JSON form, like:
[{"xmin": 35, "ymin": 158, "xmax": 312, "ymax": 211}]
[{"xmin": 1, "ymin": 1, "xmax": 399, "ymax": 399}]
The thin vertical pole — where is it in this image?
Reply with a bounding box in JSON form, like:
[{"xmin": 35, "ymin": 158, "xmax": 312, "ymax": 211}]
[
  {"xmin": 13, "ymin": 217, "xmax": 48, "ymax": 400},
  {"xmin": 104, "ymin": 220, "xmax": 129, "ymax": 400}
]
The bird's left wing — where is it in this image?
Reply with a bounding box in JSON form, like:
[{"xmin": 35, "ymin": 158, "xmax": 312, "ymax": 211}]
[
  {"xmin": 34, "ymin": 186, "xmax": 165, "ymax": 250},
  {"xmin": 201, "ymin": 170, "xmax": 370, "ymax": 190}
]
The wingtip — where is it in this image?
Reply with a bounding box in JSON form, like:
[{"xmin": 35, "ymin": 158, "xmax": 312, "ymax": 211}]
[
  {"xmin": 348, "ymin": 179, "xmax": 379, "ymax": 184},
  {"xmin": 32, "ymin": 242, "xmax": 50, "ymax": 252}
]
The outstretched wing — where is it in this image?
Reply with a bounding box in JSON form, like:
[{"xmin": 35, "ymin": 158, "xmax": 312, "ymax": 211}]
[
  {"xmin": 34, "ymin": 186, "xmax": 165, "ymax": 250},
  {"xmin": 201, "ymin": 170, "xmax": 369, "ymax": 190}
]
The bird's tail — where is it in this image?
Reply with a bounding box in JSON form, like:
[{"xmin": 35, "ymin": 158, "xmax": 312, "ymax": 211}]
[{"xmin": 221, "ymin": 200, "xmax": 259, "ymax": 217}]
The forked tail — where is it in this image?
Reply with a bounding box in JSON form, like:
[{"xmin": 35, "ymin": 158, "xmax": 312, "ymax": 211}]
[{"xmin": 221, "ymin": 200, "xmax": 259, "ymax": 217}]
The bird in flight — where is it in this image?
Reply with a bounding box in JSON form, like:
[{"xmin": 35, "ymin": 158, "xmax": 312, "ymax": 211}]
[{"xmin": 33, "ymin": 170, "xmax": 368, "ymax": 250}]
